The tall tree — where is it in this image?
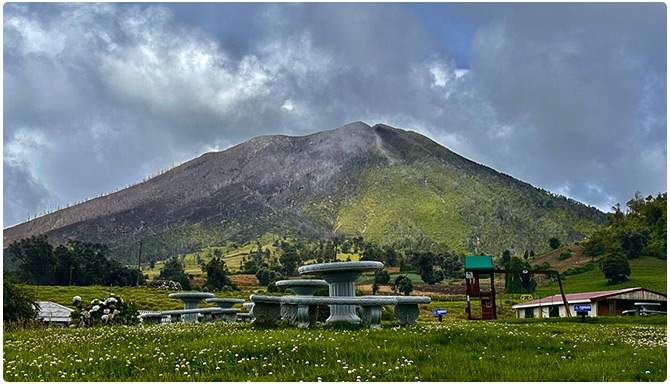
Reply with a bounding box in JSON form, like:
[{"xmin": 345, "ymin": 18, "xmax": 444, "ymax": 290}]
[
  {"xmin": 618, "ymin": 228, "xmax": 650, "ymax": 259},
  {"xmin": 600, "ymin": 253, "xmax": 631, "ymax": 284},
  {"xmin": 7, "ymin": 235, "xmax": 55, "ymax": 285},
  {"xmin": 203, "ymin": 258, "xmax": 236, "ymax": 291}
]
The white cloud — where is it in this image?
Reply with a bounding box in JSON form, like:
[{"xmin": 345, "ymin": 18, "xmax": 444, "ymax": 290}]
[
  {"xmin": 281, "ymin": 99, "xmax": 295, "ymax": 112},
  {"xmin": 2, "ymin": 3, "xmax": 666, "ymax": 227}
]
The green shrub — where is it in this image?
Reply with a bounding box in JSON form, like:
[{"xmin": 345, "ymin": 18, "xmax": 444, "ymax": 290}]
[
  {"xmin": 599, "ymin": 253, "xmax": 631, "ymax": 284},
  {"xmin": 3, "ymin": 280, "xmax": 38, "ymax": 324},
  {"xmin": 558, "ymin": 251, "xmax": 572, "ymax": 260}
]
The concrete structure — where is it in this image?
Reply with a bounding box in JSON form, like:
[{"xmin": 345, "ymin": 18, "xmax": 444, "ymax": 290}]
[
  {"xmin": 35, "ymin": 301, "xmax": 73, "ymax": 325},
  {"xmin": 167, "ymin": 292, "xmax": 214, "ymax": 322},
  {"xmin": 249, "ymin": 295, "xmax": 282, "ymax": 326},
  {"xmin": 281, "ymin": 296, "xmax": 398, "ymax": 328},
  {"xmin": 513, "ymin": 287, "xmax": 667, "ymax": 318},
  {"xmin": 298, "ymin": 261, "xmax": 383, "ymax": 323},
  {"xmin": 372, "ymin": 296, "xmax": 432, "ymax": 325},
  {"xmin": 276, "ymin": 279, "xmax": 328, "ymax": 326}
]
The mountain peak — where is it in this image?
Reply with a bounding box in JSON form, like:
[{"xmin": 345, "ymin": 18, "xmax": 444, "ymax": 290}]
[{"xmin": 3, "ymin": 121, "xmax": 606, "ymax": 258}]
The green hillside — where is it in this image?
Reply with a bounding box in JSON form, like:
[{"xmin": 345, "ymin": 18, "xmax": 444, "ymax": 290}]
[
  {"xmin": 536, "ymin": 256, "xmax": 667, "ymax": 296},
  {"xmin": 5, "ymin": 123, "xmax": 607, "ymax": 265}
]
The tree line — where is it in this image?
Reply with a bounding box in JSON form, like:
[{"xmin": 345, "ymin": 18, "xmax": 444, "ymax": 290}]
[
  {"xmin": 583, "ymin": 192, "xmax": 666, "ymax": 283},
  {"xmin": 5, "ymin": 235, "xmax": 145, "ymax": 287}
]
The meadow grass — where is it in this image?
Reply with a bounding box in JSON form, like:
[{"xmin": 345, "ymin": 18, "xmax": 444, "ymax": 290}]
[
  {"xmin": 3, "ymin": 318, "xmax": 665, "ymax": 382},
  {"xmin": 22, "ymin": 285, "xmax": 256, "ymax": 312}
]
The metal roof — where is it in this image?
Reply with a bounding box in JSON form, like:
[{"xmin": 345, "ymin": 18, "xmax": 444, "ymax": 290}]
[
  {"xmin": 464, "ymin": 255, "xmax": 494, "ymax": 271},
  {"xmin": 35, "ymin": 301, "xmax": 74, "ymax": 323},
  {"xmin": 513, "ymin": 287, "xmax": 667, "ymax": 309}
]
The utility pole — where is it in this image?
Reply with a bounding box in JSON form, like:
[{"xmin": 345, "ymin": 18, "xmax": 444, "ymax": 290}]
[
  {"xmin": 136, "ymin": 240, "xmax": 143, "ymax": 286},
  {"xmin": 69, "ymin": 265, "xmax": 74, "ymax": 286}
]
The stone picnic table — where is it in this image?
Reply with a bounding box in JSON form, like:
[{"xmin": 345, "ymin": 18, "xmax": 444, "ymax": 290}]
[
  {"xmin": 298, "ymin": 261, "xmax": 383, "ymax": 323},
  {"xmin": 168, "ymin": 292, "xmax": 215, "ymax": 322}
]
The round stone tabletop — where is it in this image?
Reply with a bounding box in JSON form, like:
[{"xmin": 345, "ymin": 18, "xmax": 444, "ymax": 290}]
[
  {"xmin": 275, "ymin": 279, "xmax": 328, "ymax": 287},
  {"xmin": 298, "ymin": 261, "xmax": 384, "ymax": 275}
]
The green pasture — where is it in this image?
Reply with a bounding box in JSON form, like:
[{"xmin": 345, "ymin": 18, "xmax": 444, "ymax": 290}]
[
  {"xmin": 536, "ymin": 256, "xmax": 667, "ymax": 297},
  {"xmin": 22, "ymin": 285, "xmax": 253, "ymax": 312}
]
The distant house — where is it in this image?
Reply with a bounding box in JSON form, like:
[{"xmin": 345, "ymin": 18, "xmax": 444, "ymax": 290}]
[
  {"xmin": 512, "ymin": 287, "xmax": 667, "ymax": 318},
  {"xmin": 35, "ymin": 301, "xmax": 74, "ymax": 325}
]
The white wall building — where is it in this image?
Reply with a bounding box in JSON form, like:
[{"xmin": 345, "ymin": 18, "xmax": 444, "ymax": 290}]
[{"xmin": 513, "ymin": 287, "xmax": 667, "ymax": 318}]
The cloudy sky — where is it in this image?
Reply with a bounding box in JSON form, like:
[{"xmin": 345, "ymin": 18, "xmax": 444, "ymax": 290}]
[{"xmin": 3, "ymin": 2, "xmax": 666, "ymax": 227}]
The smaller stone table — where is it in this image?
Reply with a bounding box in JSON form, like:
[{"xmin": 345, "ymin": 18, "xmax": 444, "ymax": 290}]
[
  {"xmin": 206, "ymin": 298, "xmax": 245, "ymax": 308},
  {"xmin": 168, "ymin": 293, "xmax": 215, "ymax": 323}
]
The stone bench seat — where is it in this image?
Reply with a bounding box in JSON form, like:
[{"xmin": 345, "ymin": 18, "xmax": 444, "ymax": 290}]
[
  {"xmin": 280, "ymin": 296, "xmax": 398, "ymax": 328},
  {"xmin": 371, "ymin": 296, "xmax": 432, "ymax": 325},
  {"xmin": 249, "ymin": 295, "xmax": 283, "ymax": 326},
  {"xmin": 159, "ymin": 307, "xmax": 240, "ymax": 323},
  {"xmin": 138, "ymin": 312, "xmax": 166, "ymax": 325},
  {"xmin": 280, "ymin": 296, "xmax": 397, "ymax": 306},
  {"xmin": 160, "ymin": 308, "xmax": 224, "ymax": 316}
]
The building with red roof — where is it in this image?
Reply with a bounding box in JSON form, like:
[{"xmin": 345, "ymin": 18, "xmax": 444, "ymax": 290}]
[{"xmin": 512, "ymin": 287, "xmax": 667, "ymax": 318}]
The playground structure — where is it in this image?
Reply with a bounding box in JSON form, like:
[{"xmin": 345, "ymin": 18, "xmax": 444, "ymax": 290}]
[{"xmin": 464, "ymin": 255, "xmax": 570, "ymax": 320}]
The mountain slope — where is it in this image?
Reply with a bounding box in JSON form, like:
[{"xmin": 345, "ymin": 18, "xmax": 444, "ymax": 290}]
[{"xmin": 3, "ymin": 122, "xmax": 606, "ymax": 260}]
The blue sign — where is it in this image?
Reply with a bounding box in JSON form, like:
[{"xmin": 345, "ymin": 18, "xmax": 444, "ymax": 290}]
[
  {"xmin": 574, "ymin": 304, "xmax": 592, "ymax": 312},
  {"xmin": 432, "ymin": 308, "xmax": 447, "ymax": 316}
]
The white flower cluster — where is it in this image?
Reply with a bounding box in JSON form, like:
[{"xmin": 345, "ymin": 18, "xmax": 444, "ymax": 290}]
[{"xmin": 72, "ymin": 294, "xmax": 125, "ymax": 327}]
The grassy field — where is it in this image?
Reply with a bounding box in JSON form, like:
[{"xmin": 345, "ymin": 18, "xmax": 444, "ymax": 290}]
[
  {"xmin": 3, "ymin": 317, "xmax": 665, "ymax": 382},
  {"xmin": 22, "ymin": 285, "xmax": 256, "ymax": 312},
  {"xmin": 21, "ymin": 284, "xmax": 493, "ymax": 321},
  {"xmin": 536, "ymin": 256, "xmax": 667, "ymax": 297}
]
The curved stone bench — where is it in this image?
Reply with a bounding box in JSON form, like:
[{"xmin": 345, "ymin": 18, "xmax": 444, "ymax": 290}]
[
  {"xmin": 160, "ymin": 307, "xmax": 224, "ymax": 323},
  {"xmin": 372, "ymin": 296, "xmax": 431, "ymax": 325},
  {"xmin": 249, "ymin": 295, "xmax": 283, "ymax": 326},
  {"xmin": 281, "ymin": 296, "xmax": 398, "ymax": 328},
  {"xmin": 139, "ymin": 312, "xmax": 166, "ymax": 325},
  {"xmin": 237, "ymin": 313, "xmax": 252, "ymax": 323}
]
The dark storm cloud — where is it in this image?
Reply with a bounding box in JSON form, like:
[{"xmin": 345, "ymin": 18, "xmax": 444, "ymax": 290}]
[{"xmin": 3, "ymin": 3, "xmax": 666, "ymax": 227}]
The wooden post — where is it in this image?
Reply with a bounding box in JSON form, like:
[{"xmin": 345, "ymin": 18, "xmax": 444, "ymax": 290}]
[
  {"xmin": 490, "ymin": 270, "xmax": 497, "ymax": 319},
  {"xmin": 556, "ymin": 272, "xmax": 571, "ymax": 317}
]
